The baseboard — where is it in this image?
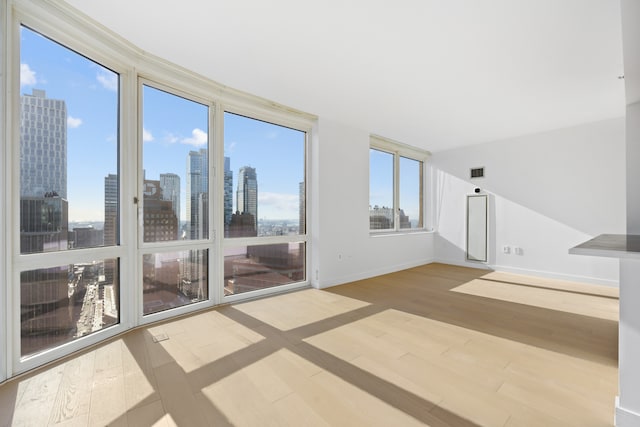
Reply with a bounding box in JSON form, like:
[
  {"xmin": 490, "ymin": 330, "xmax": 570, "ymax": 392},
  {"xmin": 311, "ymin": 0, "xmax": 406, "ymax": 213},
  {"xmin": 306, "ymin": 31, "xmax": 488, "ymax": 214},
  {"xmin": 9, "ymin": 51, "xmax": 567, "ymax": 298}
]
[
  {"xmin": 318, "ymin": 258, "xmax": 435, "ymax": 289},
  {"xmin": 432, "ymin": 257, "xmax": 493, "ymax": 271},
  {"xmin": 615, "ymin": 397, "xmax": 640, "ymax": 426},
  {"xmin": 491, "ymin": 264, "xmax": 619, "ymax": 287},
  {"xmin": 318, "ymin": 258, "xmax": 619, "ymax": 289}
]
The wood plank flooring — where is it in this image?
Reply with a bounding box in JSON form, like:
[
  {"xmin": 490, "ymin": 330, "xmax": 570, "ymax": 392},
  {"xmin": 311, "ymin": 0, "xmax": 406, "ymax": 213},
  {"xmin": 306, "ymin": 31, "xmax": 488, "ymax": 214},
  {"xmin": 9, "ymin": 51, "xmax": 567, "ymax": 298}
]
[{"xmin": 0, "ymin": 263, "xmax": 619, "ymax": 426}]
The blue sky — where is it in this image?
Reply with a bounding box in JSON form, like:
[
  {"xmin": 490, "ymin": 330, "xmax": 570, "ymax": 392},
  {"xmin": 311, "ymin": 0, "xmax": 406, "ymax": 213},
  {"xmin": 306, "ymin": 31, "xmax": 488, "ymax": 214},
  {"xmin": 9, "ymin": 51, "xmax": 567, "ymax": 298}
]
[
  {"xmin": 20, "ymin": 26, "xmax": 305, "ymax": 224},
  {"xmin": 370, "ymin": 149, "xmax": 422, "ymax": 224}
]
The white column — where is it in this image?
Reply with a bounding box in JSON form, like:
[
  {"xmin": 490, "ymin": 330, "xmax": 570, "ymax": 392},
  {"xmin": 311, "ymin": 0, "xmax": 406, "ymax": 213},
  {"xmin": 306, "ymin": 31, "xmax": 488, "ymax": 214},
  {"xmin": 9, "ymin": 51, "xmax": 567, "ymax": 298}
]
[
  {"xmin": 618, "ymin": 0, "xmax": 640, "ymax": 424},
  {"xmin": 617, "ymin": 258, "xmax": 640, "ymax": 425}
]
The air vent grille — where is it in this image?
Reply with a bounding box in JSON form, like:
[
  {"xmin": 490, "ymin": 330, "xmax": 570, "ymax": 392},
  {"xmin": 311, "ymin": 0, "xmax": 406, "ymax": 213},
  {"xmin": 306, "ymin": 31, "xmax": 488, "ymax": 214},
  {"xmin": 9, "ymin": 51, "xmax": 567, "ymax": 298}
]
[{"xmin": 470, "ymin": 167, "xmax": 484, "ymax": 179}]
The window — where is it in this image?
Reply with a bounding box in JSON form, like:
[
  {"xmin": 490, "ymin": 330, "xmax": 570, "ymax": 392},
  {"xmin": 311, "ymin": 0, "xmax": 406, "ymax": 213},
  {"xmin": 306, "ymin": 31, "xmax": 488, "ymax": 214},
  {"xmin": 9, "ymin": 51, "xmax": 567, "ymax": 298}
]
[
  {"xmin": 141, "ymin": 83, "xmax": 211, "ymax": 315},
  {"xmin": 2, "ymin": 1, "xmax": 313, "ymax": 378},
  {"xmin": 369, "ymin": 136, "xmax": 427, "ymax": 232},
  {"xmin": 17, "ymin": 26, "xmax": 121, "ymax": 359},
  {"xmin": 223, "ymin": 112, "xmax": 307, "ymax": 296}
]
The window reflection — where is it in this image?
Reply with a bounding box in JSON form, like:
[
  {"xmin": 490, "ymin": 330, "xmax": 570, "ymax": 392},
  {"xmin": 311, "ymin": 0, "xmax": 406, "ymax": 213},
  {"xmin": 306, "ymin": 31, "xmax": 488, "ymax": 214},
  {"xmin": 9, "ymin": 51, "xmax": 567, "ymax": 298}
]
[
  {"xmin": 224, "ymin": 243, "xmax": 305, "ymax": 295},
  {"xmin": 142, "ymin": 250, "xmax": 208, "ymax": 315},
  {"xmin": 21, "ymin": 259, "xmax": 120, "ymax": 358},
  {"xmin": 142, "ymin": 85, "xmax": 209, "ymax": 242},
  {"xmin": 19, "ymin": 27, "xmax": 119, "ymax": 253}
]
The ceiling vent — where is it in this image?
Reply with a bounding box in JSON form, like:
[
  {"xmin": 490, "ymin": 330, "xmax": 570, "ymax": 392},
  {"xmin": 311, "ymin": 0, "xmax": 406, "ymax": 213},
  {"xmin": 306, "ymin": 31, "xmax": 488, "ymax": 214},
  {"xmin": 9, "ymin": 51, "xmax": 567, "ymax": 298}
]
[{"xmin": 470, "ymin": 167, "xmax": 485, "ymax": 179}]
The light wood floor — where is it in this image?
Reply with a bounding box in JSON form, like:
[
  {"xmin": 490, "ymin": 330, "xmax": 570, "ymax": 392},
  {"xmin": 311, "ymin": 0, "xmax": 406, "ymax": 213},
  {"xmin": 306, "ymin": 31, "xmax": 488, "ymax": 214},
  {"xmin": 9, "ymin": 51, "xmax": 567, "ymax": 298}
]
[{"xmin": 0, "ymin": 263, "xmax": 619, "ymax": 426}]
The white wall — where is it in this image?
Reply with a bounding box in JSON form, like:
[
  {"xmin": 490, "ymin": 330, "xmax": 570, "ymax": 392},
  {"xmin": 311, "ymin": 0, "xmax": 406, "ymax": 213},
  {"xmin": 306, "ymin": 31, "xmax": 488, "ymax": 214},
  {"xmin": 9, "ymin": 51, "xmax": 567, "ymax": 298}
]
[
  {"xmin": 431, "ymin": 118, "xmax": 625, "ymax": 286},
  {"xmin": 313, "ymin": 118, "xmax": 435, "ymax": 288}
]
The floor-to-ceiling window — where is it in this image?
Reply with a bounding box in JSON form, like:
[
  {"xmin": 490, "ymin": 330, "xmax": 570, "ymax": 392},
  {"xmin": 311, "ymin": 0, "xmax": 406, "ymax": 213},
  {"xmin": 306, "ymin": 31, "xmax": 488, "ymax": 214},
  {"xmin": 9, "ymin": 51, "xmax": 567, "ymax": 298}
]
[
  {"xmin": 16, "ymin": 25, "xmax": 123, "ymax": 364},
  {"xmin": 1, "ymin": 1, "xmax": 313, "ymax": 378},
  {"xmin": 223, "ymin": 112, "xmax": 308, "ymax": 299},
  {"xmin": 140, "ymin": 82, "xmax": 212, "ymax": 318}
]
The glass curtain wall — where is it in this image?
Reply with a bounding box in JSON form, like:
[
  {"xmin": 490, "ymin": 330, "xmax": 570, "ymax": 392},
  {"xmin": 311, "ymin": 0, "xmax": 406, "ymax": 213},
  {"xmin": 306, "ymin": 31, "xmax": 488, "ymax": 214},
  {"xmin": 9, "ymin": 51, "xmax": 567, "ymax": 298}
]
[
  {"xmin": 18, "ymin": 26, "xmax": 120, "ymax": 358},
  {"xmin": 4, "ymin": 8, "xmax": 311, "ymax": 377},
  {"xmin": 140, "ymin": 84, "xmax": 210, "ymax": 315},
  {"xmin": 223, "ymin": 112, "xmax": 306, "ymax": 296}
]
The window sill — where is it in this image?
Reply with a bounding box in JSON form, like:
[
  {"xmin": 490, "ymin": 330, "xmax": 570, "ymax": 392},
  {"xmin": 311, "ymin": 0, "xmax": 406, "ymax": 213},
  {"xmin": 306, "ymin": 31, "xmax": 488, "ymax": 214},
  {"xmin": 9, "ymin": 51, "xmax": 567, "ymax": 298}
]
[{"xmin": 369, "ymin": 229, "xmax": 435, "ymax": 238}]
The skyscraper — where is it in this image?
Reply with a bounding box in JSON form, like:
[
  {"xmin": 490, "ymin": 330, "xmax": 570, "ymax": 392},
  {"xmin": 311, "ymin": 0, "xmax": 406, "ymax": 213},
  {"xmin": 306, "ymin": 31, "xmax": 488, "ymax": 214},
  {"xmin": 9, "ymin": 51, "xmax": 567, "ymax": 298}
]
[
  {"xmin": 103, "ymin": 174, "xmax": 118, "ymax": 286},
  {"xmin": 224, "ymin": 157, "xmax": 233, "ymax": 227},
  {"xmin": 143, "ymin": 179, "xmax": 178, "ymax": 241},
  {"xmin": 104, "ymin": 174, "xmax": 118, "ymax": 246},
  {"xmin": 20, "ymin": 89, "xmax": 67, "ymax": 199},
  {"xmin": 186, "ymin": 149, "xmax": 208, "ymax": 240},
  {"xmin": 20, "ymin": 89, "xmax": 69, "ymax": 254},
  {"xmin": 236, "ymin": 166, "xmax": 257, "ymax": 232},
  {"xmin": 19, "ymin": 89, "xmax": 72, "ymax": 354},
  {"xmin": 160, "ymin": 173, "xmax": 180, "ymax": 223}
]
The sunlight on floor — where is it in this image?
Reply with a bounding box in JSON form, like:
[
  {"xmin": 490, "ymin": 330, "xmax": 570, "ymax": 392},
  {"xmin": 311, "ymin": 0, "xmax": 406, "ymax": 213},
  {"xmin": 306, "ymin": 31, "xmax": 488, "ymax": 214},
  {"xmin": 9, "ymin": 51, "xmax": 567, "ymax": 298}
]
[
  {"xmin": 450, "ymin": 273, "xmax": 619, "ymax": 321},
  {"xmin": 232, "ymin": 288, "xmax": 370, "ymax": 331}
]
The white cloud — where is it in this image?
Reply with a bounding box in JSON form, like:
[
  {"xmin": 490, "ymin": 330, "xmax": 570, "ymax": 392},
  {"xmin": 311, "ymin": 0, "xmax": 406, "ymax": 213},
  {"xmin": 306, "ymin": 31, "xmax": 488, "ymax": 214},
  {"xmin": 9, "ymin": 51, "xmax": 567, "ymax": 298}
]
[
  {"xmin": 97, "ymin": 71, "xmax": 118, "ymax": 91},
  {"xmin": 143, "ymin": 128, "xmax": 154, "ymax": 142},
  {"xmin": 181, "ymin": 128, "xmax": 207, "ymax": 147},
  {"xmin": 164, "ymin": 133, "xmax": 179, "ymax": 144},
  {"xmin": 67, "ymin": 116, "xmax": 83, "ymax": 128},
  {"xmin": 20, "ymin": 63, "xmax": 37, "ymax": 87},
  {"xmin": 258, "ymin": 192, "xmax": 299, "ymax": 218}
]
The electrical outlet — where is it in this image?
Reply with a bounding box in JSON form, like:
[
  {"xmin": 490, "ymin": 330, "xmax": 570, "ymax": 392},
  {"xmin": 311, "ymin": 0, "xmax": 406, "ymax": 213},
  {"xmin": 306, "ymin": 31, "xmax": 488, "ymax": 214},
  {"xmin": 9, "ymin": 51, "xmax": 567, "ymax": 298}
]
[
  {"xmin": 514, "ymin": 247, "xmax": 523, "ymax": 255},
  {"xmin": 503, "ymin": 245, "xmax": 511, "ymax": 254}
]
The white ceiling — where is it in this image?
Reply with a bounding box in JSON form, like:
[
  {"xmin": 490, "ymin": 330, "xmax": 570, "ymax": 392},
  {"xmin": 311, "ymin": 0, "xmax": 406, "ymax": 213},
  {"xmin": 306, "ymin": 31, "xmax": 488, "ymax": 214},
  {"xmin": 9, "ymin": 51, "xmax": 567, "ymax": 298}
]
[{"xmin": 63, "ymin": 0, "xmax": 625, "ymax": 152}]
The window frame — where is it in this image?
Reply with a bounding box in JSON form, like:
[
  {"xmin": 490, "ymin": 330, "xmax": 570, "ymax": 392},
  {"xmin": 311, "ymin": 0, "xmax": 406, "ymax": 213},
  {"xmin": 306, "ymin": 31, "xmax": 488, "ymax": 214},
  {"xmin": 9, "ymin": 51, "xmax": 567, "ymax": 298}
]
[
  {"xmin": 0, "ymin": 0, "xmax": 316, "ymax": 380},
  {"xmin": 369, "ymin": 135, "xmax": 429, "ymax": 235},
  {"xmin": 0, "ymin": 0, "xmax": 7, "ymax": 383},
  {"xmin": 8, "ymin": 13, "xmax": 133, "ymax": 374},
  {"xmin": 137, "ymin": 77, "xmax": 218, "ymax": 323},
  {"xmin": 220, "ymin": 104, "xmax": 311, "ymax": 304}
]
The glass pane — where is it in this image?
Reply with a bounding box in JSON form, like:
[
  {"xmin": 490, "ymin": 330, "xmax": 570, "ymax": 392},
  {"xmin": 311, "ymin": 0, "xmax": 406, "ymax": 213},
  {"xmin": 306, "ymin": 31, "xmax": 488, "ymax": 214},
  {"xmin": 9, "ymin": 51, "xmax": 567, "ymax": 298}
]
[
  {"xmin": 399, "ymin": 156, "xmax": 423, "ymax": 229},
  {"xmin": 369, "ymin": 149, "xmax": 394, "ymax": 230},
  {"xmin": 223, "ymin": 112, "xmax": 305, "ymax": 238},
  {"xmin": 224, "ymin": 243, "xmax": 305, "ymax": 296},
  {"xmin": 142, "ymin": 85, "xmax": 209, "ymax": 242},
  {"xmin": 21, "ymin": 258, "xmax": 120, "ymax": 358},
  {"xmin": 142, "ymin": 249, "xmax": 208, "ymax": 315},
  {"xmin": 19, "ymin": 26, "xmax": 119, "ymax": 253}
]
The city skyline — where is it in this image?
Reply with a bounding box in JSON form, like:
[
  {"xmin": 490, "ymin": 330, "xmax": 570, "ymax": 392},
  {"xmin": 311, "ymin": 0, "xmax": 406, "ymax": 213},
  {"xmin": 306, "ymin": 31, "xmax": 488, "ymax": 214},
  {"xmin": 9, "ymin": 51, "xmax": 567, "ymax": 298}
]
[
  {"xmin": 20, "ymin": 25, "xmax": 421, "ymax": 231},
  {"xmin": 20, "ymin": 26, "xmax": 305, "ymax": 225}
]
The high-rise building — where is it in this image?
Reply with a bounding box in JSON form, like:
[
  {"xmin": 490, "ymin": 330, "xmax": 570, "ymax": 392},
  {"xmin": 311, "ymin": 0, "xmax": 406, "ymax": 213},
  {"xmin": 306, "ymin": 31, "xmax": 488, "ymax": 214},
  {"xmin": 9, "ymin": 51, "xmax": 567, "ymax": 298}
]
[
  {"xmin": 19, "ymin": 89, "xmax": 72, "ymax": 355},
  {"xmin": 103, "ymin": 174, "xmax": 118, "ymax": 286},
  {"xmin": 160, "ymin": 173, "xmax": 180, "ymax": 224},
  {"xmin": 369, "ymin": 205, "xmax": 394, "ymax": 230},
  {"xmin": 186, "ymin": 149, "xmax": 208, "ymax": 240},
  {"xmin": 224, "ymin": 157, "xmax": 233, "ymax": 227},
  {"xmin": 69, "ymin": 226, "xmax": 103, "ymax": 249},
  {"xmin": 104, "ymin": 174, "xmax": 118, "ymax": 246},
  {"xmin": 236, "ymin": 166, "xmax": 257, "ymax": 232},
  {"xmin": 228, "ymin": 211, "xmax": 257, "ymax": 237},
  {"xmin": 20, "ymin": 196, "xmax": 69, "ymax": 253},
  {"xmin": 143, "ymin": 179, "xmax": 178, "ymax": 242},
  {"xmin": 20, "ymin": 89, "xmax": 67, "ymax": 199}
]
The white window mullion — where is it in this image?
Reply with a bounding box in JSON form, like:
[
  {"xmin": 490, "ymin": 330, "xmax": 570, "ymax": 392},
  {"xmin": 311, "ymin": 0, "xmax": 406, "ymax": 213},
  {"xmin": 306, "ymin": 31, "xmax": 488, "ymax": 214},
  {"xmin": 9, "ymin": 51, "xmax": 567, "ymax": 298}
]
[
  {"xmin": 370, "ymin": 135, "xmax": 430, "ymax": 234},
  {"xmin": 394, "ymin": 150, "xmax": 400, "ymax": 231},
  {"xmin": 0, "ymin": 0, "xmax": 11, "ymax": 382},
  {"xmin": 213, "ymin": 101, "xmax": 226, "ymax": 305},
  {"xmin": 121, "ymin": 67, "xmax": 139, "ymax": 329}
]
